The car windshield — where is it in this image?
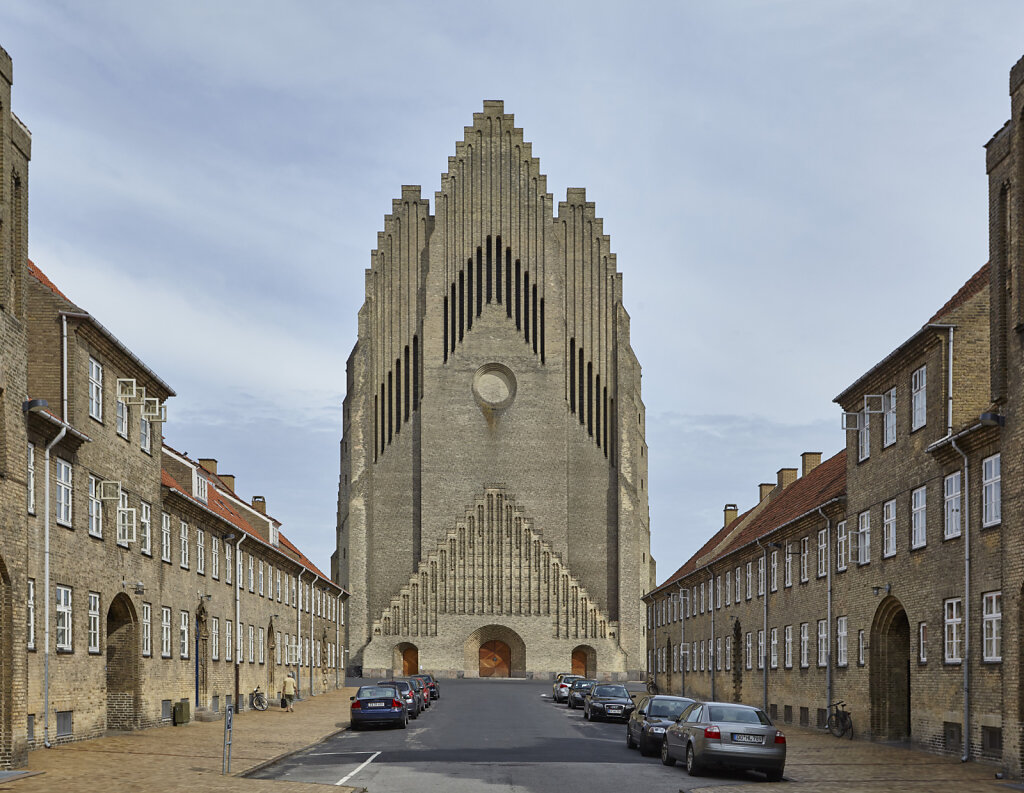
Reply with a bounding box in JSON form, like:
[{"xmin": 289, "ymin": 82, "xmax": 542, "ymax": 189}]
[
  {"xmin": 379, "ymin": 681, "xmax": 411, "ymax": 693},
  {"xmin": 357, "ymin": 686, "xmax": 397, "ymax": 699},
  {"xmin": 573, "ymin": 681, "xmax": 594, "ymax": 689},
  {"xmin": 593, "ymin": 685, "xmax": 629, "ymax": 698},
  {"xmin": 707, "ymin": 706, "xmax": 770, "ymax": 725},
  {"xmin": 649, "ymin": 699, "xmax": 689, "ymax": 719}
]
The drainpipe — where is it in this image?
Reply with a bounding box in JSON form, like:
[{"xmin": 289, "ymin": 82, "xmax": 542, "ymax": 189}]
[
  {"xmin": 709, "ymin": 569, "xmax": 716, "ymax": 701},
  {"xmin": 234, "ymin": 535, "xmax": 245, "ymax": 710},
  {"xmin": 676, "ymin": 582, "xmax": 686, "ymax": 697},
  {"xmin": 755, "ymin": 539, "xmax": 769, "ymax": 712},
  {"xmin": 335, "ymin": 594, "xmax": 341, "ymax": 690},
  {"xmin": 952, "ymin": 438, "xmax": 970, "ymax": 763},
  {"xmin": 296, "ymin": 570, "xmax": 304, "ymax": 697},
  {"xmin": 818, "ymin": 507, "xmax": 833, "ymax": 713},
  {"xmin": 310, "ymin": 577, "xmax": 315, "ymax": 696},
  {"xmin": 42, "ymin": 425, "xmax": 67, "ymax": 748},
  {"xmin": 61, "ymin": 315, "xmax": 69, "ymax": 422}
]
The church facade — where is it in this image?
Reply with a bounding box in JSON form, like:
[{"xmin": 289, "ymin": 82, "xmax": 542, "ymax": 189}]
[{"xmin": 335, "ymin": 101, "xmax": 654, "ymax": 680}]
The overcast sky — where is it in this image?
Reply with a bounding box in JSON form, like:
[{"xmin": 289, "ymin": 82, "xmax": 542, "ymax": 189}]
[{"xmin": 4, "ymin": 1, "xmax": 1023, "ymax": 583}]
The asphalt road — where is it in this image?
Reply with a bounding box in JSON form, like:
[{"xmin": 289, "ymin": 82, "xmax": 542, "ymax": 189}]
[{"xmin": 249, "ymin": 678, "xmax": 777, "ymax": 791}]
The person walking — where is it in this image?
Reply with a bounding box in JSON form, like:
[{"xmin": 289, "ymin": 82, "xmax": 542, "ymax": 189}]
[{"xmin": 282, "ymin": 672, "xmax": 297, "ymax": 712}]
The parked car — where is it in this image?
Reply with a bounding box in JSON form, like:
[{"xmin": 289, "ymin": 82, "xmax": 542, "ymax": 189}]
[
  {"xmin": 377, "ymin": 680, "xmax": 422, "ymax": 718},
  {"xmin": 408, "ymin": 676, "xmax": 431, "ymax": 710},
  {"xmin": 661, "ymin": 701, "xmax": 785, "ymax": 782},
  {"xmin": 583, "ymin": 684, "xmax": 635, "ymax": 722},
  {"xmin": 412, "ymin": 673, "xmax": 440, "ymax": 700},
  {"xmin": 553, "ymin": 674, "xmax": 583, "ymax": 702},
  {"xmin": 566, "ymin": 679, "xmax": 596, "ymax": 709},
  {"xmin": 350, "ymin": 685, "xmax": 407, "ymax": 730},
  {"xmin": 626, "ymin": 695, "xmax": 694, "ymax": 755}
]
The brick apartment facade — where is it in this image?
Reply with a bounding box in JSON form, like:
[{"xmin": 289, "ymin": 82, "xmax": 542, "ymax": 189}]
[{"xmin": 0, "ymin": 46, "xmax": 345, "ymax": 770}]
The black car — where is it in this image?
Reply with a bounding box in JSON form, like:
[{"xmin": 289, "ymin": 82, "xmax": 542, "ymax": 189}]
[
  {"xmin": 583, "ymin": 683, "xmax": 635, "ymax": 722},
  {"xmin": 626, "ymin": 695, "xmax": 694, "ymax": 755},
  {"xmin": 567, "ymin": 679, "xmax": 596, "ymax": 709},
  {"xmin": 412, "ymin": 673, "xmax": 440, "ymax": 700}
]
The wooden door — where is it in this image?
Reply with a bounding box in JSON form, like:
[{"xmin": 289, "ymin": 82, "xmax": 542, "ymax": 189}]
[
  {"xmin": 572, "ymin": 648, "xmax": 587, "ymax": 676},
  {"xmin": 479, "ymin": 640, "xmax": 510, "ymax": 677},
  {"xmin": 402, "ymin": 646, "xmax": 419, "ymax": 675}
]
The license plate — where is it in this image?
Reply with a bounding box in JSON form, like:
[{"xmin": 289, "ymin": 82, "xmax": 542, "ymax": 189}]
[
  {"xmin": 366, "ymin": 702, "xmax": 385, "ymax": 708},
  {"xmin": 732, "ymin": 733, "xmax": 763, "ymax": 744},
  {"xmin": 607, "ymin": 706, "xmax": 622, "ymax": 713}
]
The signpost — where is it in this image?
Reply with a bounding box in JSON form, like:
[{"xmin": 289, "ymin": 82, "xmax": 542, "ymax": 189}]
[{"xmin": 222, "ymin": 703, "xmax": 234, "ymax": 774}]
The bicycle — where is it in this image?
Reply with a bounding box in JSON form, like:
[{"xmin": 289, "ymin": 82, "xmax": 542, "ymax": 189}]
[
  {"xmin": 826, "ymin": 700, "xmax": 853, "ymax": 738},
  {"xmin": 252, "ymin": 685, "xmax": 269, "ymax": 711},
  {"xmin": 646, "ymin": 675, "xmax": 659, "ymax": 695}
]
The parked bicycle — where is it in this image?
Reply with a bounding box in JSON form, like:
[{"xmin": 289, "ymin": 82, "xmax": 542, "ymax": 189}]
[
  {"xmin": 826, "ymin": 700, "xmax": 853, "ymax": 738},
  {"xmin": 252, "ymin": 685, "xmax": 269, "ymax": 711}
]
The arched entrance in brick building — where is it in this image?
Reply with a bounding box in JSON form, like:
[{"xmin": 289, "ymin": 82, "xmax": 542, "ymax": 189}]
[
  {"xmin": 572, "ymin": 644, "xmax": 596, "ymax": 677},
  {"xmin": 106, "ymin": 593, "xmax": 140, "ymax": 730},
  {"xmin": 393, "ymin": 642, "xmax": 419, "ymax": 675},
  {"xmin": 869, "ymin": 596, "xmax": 910, "ymax": 740},
  {"xmin": 0, "ymin": 556, "xmax": 12, "ymax": 767},
  {"xmin": 464, "ymin": 625, "xmax": 526, "ymax": 677},
  {"xmin": 267, "ymin": 621, "xmax": 277, "ymax": 696},
  {"xmin": 196, "ymin": 602, "xmax": 209, "ymax": 708}
]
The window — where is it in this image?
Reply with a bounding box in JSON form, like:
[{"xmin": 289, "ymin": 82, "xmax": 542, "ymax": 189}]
[
  {"xmin": 911, "ymin": 365, "xmax": 927, "ymax": 430},
  {"xmin": 725, "ymin": 571, "xmax": 731, "ymax": 605},
  {"xmin": 745, "ymin": 562, "xmax": 752, "ymax": 599},
  {"xmin": 983, "ymin": 592, "xmax": 1002, "ymax": 662},
  {"xmin": 180, "ymin": 611, "xmax": 190, "ymax": 659},
  {"xmin": 55, "ymin": 458, "xmax": 72, "ymax": 526},
  {"xmin": 276, "ymin": 631, "xmax": 282, "ymax": 665},
  {"xmin": 919, "ymin": 622, "xmax": 928, "ymax": 663},
  {"xmin": 724, "ymin": 637, "xmax": 731, "ymax": 671},
  {"xmin": 277, "ymin": 570, "xmax": 282, "ymax": 602},
  {"xmin": 225, "ymin": 543, "xmax": 233, "ymax": 585},
  {"xmin": 770, "ymin": 550, "xmax": 778, "ymax": 591},
  {"xmin": 225, "ymin": 620, "xmax": 233, "ymax": 662},
  {"xmin": 983, "ymin": 454, "xmax": 1001, "ymax": 527},
  {"xmin": 817, "ymin": 619, "xmax": 828, "ymax": 667},
  {"xmin": 716, "ymin": 576, "xmax": 721, "ymax": 609},
  {"xmin": 944, "ymin": 599, "xmax": 962, "ymax": 663},
  {"xmin": 817, "ymin": 529, "xmax": 827, "ymax": 577},
  {"xmin": 212, "ymin": 536, "xmax": 220, "ymax": 579},
  {"xmin": 248, "ymin": 556, "xmax": 254, "ymax": 593},
  {"xmin": 944, "ymin": 472, "xmax": 962, "ymax": 539},
  {"xmin": 56, "ymin": 586, "xmax": 72, "ymax": 651},
  {"xmin": 140, "ymin": 415, "xmax": 151, "ymax": 453},
  {"xmin": 161, "ymin": 607, "xmax": 171, "ymax": 658},
  {"xmin": 248, "ymin": 625, "xmax": 255, "ymax": 663},
  {"xmin": 142, "ymin": 603, "xmax": 151, "ymax": 657},
  {"xmin": 836, "ymin": 521, "xmax": 847, "ymax": 571},
  {"xmin": 784, "ymin": 625, "xmax": 793, "ymax": 668},
  {"xmin": 27, "ymin": 579, "xmax": 35, "ymax": 649},
  {"xmin": 734, "ymin": 567, "xmax": 741, "ymax": 602},
  {"xmin": 883, "ymin": 387, "xmax": 896, "ymax": 446},
  {"xmin": 800, "ymin": 537, "xmax": 809, "ymax": 582},
  {"xmin": 757, "ymin": 556, "xmax": 765, "ymax": 596},
  {"xmin": 117, "ymin": 490, "xmax": 132, "ymax": 546},
  {"xmin": 258, "ymin": 627, "xmax": 265, "ymax": 664},
  {"xmin": 27, "ymin": 444, "xmax": 35, "ymax": 513},
  {"xmin": 757, "ymin": 630, "xmax": 764, "ymax": 669},
  {"xmin": 858, "ymin": 630, "xmax": 866, "ymax": 666},
  {"xmin": 88, "ymin": 592, "xmax": 101, "ymax": 654},
  {"xmin": 883, "ymin": 499, "xmax": 896, "ymax": 557},
  {"xmin": 858, "ymin": 409, "xmax": 870, "ymax": 461},
  {"xmin": 237, "ymin": 621, "xmax": 243, "ymax": 662},
  {"xmin": 716, "ymin": 637, "xmax": 722, "ymax": 671},
  {"xmin": 857, "ymin": 510, "xmax": 871, "ymax": 565},
  {"xmin": 140, "ymin": 502, "xmax": 152, "ymax": 555},
  {"xmin": 161, "ymin": 513, "xmax": 172, "ymax": 562},
  {"xmin": 180, "ymin": 521, "xmax": 189, "ymax": 569},
  {"xmin": 770, "ymin": 627, "xmax": 778, "ymax": 668},
  {"xmin": 836, "ymin": 616, "xmax": 848, "ymax": 667},
  {"xmin": 258, "ymin": 561, "xmax": 264, "ymax": 596},
  {"xmin": 88, "ymin": 357, "xmax": 103, "ymax": 420},
  {"xmin": 88, "ymin": 476, "xmax": 104, "ymax": 538},
  {"xmin": 911, "ymin": 486, "xmax": 927, "ymax": 549},
  {"xmin": 212, "ymin": 618, "xmax": 220, "ymax": 660},
  {"xmin": 800, "ymin": 623, "xmax": 809, "ymax": 668},
  {"xmin": 192, "ymin": 528, "xmax": 203, "ymax": 574},
  {"xmin": 784, "ymin": 544, "xmax": 793, "ymax": 587},
  {"xmin": 291, "ymin": 578, "xmax": 296, "ymax": 605},
  {"xmin": 116, "ymin": 398, "xmax": 128, "ymax": 437},
  {"xmin": 193, "ymin": 471, "xmax": 208, "ymax": 503},
  {"xmin": 745, "ymin": 632, "xmax": 752, "ymax": 670}
]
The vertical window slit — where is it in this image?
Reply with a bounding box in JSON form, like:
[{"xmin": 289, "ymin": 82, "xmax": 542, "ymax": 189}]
[
  {"xmin": 524, "ymin": 272, "xmax": 530, "ymax": 343},
  {"xmin": 578, "ymin": 350, "xmax": 585, "ymax": 426},
  {"xmin": 466, "ymin": 259, "xmax": 473, "ymax": 330},
  {"xmin": 413, "ymin": 335, "xmax": 420, "ymax": 411},
  {"xmin": 496, "ymin": 237, "xmax": 503, "ymax": 303},
  {"xmin": 380, "ymin": 385, "xmax": 386, "ymax": 453},
  {"xmin": 515, "ymin": 260, "xmax": 522, "ymax": 329},
  {"xmin": 374, "ymin": 395, "xmax": 379, "ymax": 461},
  {"xmin": 476, "ymin": 247, "xmax": 483, "ymax": 316},
  {"xmin": 595, "ymin": 375, "xmax": 601, "ymax": 446},
  {"xmin": 587, "ymin": 362, "xmax": 593, "ymax": 436},
  {"xmin": 486, "ymin": 235, "xmax": 493, "ymax": 303},
  {"xmin": 395, "ymin": 359, "xmax": 402, "ymax": 434},
  {"xmin": 603, "ymin": 387, "xmax": 608, "ymax": 457},
  {"xmin": 459, "ymin": 271, "xmax": 465, "ymax": 342},
  {"xmin": 506, "ymin": 250, "xmax": 512, "ymax": 316},
  {"xmin": 387, "ymin": 372, "xmax": 393, "ymax": 443},
  {"xmin": 404, "ymin": 346, "xmax": 410, "ymax": 421},
  {"xmin": 532, "ymin": 284, "xmax": 538, "ymax": 354},
  {"xmin": 450, "ymin": 284, "xmax": 457, "ymax": 353},
  {"xmin": 569, "ymin": 338, "xmax": 576, "ymax": 413},
  {"xmin": 540, "ymin": 298, "xmax": 545, "ymax": 363},
  {"xmin": 443, "ymin": 297, "xmax": 448, "ymax": 362}
]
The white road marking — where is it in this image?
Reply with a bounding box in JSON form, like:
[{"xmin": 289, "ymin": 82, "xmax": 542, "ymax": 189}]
[
  {"xmin": 308, "ymin": 751, "xmax": 376, "ymax": 756},
  {"xmin": 335, "ymin": 750, "xmax": 380, "ymax": 786}
]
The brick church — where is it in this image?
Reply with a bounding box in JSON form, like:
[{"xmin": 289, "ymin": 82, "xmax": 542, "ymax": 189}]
[{"xmin": 334, "ymin": 102, "xmax": 654, "ymax": 679}]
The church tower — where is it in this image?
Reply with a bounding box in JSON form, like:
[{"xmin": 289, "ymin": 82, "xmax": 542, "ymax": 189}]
[{"xmin": 335, "ymin": 101, "xmax": 653, "ymax": 679}]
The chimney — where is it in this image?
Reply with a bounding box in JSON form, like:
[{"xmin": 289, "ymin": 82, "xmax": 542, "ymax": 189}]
[
  {"xmin": 251, "ymin": 495, "xmax": 266, "ymax": 514},
  {"xmin": 759, "ymin": 483, "xmax": 774, "ymax": 502},
  {"xmin": 219, "ymin": 474, "xmax": 236, "ymax": 491},
  {"xmin": 198, "ymin": 458, "xmax": 218, "ymax": 475},
  {"xmin": 723, "ymin": 503, "xmax": 738, "ymax": 527},
  {"xmin": 778, "ymin": 468, "xmax": 798, "ymax": 490},
  {"xmin": 801, "ymin": 452, "xmax": 822, "ymax": 477}
]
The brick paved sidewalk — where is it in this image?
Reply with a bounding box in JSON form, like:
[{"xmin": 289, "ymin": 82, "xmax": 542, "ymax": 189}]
[{"xmin": 4, "ymin": 687, "xmax": 361, "ymax": 793}]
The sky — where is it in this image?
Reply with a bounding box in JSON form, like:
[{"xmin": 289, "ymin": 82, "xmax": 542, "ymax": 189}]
[{"xmin": 3, "ymin": 1, "xmax": 1023, "ymax": 583}]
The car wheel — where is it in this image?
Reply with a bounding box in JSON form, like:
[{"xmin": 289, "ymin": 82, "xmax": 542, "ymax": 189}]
[
  {"xmin": 626, "ymin": 727, "xmax": 636, "ymax": 750},
  {"xmin": 351, "ymin": 722, "xmax": 361, "ymax": 731},
  {"xmin": 400, "ymin": 716, "xmax": 408, "ymax": 729},
  {"xmin": 660, "ymin": 738, "xmax": 676, "ymax": 767},
  {"xmin": 685, "ymin": 744, "xmax": 702, "ymax": 776},
  {"xmin": 765, "ymin": 768, "xmax": 784, "ymax": 783},
  {"xmin": 410, "ymin": 708, "xmax": 418, "ymax": 720}
]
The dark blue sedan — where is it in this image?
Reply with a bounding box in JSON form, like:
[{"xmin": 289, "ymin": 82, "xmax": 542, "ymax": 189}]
[{"xmin": 350, "ymin": 685, "xmax": 407, "ymax": 729}]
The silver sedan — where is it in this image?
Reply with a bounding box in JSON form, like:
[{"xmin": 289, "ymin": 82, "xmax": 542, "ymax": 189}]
[{"xmin": 661, "ymin": 701, "xmax": 786, "ymax": 782}]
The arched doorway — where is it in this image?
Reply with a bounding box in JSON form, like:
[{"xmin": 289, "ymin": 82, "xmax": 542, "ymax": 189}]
[
  {"xmin": 195, "ymin": 602, "xmax": 209, "ymax": 708},
  {"xmin": 392, "ymin": 642, "xmax": 419, "ymax": 675},
  {"xmin": 106, "ymin": 593, "xmax": 140, "ymax": 730},
  {"xmin": 0, "ymin": 556, "xmax": 13, "ymax": 767},
  {"xmin": 480, "ymin": 640, "xmax": 510, "ymax": 677},
  {"xmin": 571, "ymin": 644, "xmax": 597, "ymax": 678},
  {"xmin": 870, "ymin": 596, "xmax": 911, "ymax": 740}
]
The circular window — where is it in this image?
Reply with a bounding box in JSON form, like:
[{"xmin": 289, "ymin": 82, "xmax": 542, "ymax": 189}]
[{"xmin": 473, "ymin": 363, "xmax": 517, "ymax": 410}]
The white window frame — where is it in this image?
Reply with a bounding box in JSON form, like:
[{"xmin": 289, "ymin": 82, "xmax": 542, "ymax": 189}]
[
  {"xmin": 911, "ymin": 365, "xmax": 927, "ymax": 430},
  {"xmin": 919, "ymin": 622, "xmax": 927, "ymax": 663},
  {"xmin": 196, "ymin": 529, "xmax": 205, "ymax": 574},
  {"xmin": 116, "ymin": 397, "xmax": 128, "ymax": 438},
  {"xmin": 734, "ymin": 566, "xmax": 741, "ymax": 602},
  {"xmin": 277, "ymin": 570, "xmax": 282, "ymax": 602},
  {"xmin": 258, "ymin": 627, "xmax": 265, "ymax": 664},
  {"xmin": 88, "ymin": 592, "xmax": 101, "ymax": 654},
  {"xmin": 248, "ymin": 556, "xmax": 254, "ymax": 593},
  {"xmin": 724, "ymin": 637, "xmax": 731, "ymax": 671},
  {"xmin": 836, "ymin": 616, "xmax": 848, "ymax": 667},
  {"xmin": 784, "ymin": 543, "xmax": 793, "ymax": 587},
  {"xmin": 55, "ymin": 458, "xmax": 72, "ymax": 527},
  {"xmin": 745, "ymin": 561, "xmax": 752, "ymax": 600},
  {"xmin": 180, "ymin": 611, "xmax": 190, "ymax": 659},
  {"xmin": 857, "ymin": 510, "xmax": 871, "ymax": 565},
  {"xmin": 142, "ymin": 602, "xmax": 151, "ymax": 657},
  {"xmin": 88, "ymin": 475, "xmax": 103, "ymax": 538},
  {"xmin": 983, "ymin": 591, "xmax": 1002, "ymax": 662},
  {"xmin": 757, "ymin": 555, "xmax": 765, "ymax": 596},
  {"xmin": 858, "ymin": 409, "xmax": 870, "ymax": 461},
  {"xmin": 276, "ymin": 631, "xmax": 282, "ymax": 665},
  {"xmin": 745, "ymin": 632, "xmax": 752, "ymax": 670},
  {"xmin": 161, "ymin": 513, "xmax": 172, "ymax": 563},
  {"xmin": 757, "ymin": 629, "xmax": 764, "ymax": 670},
  {"xmin": 140, "ymin": 501, "xmax": 152, "ymax": 556},
  {"xmin": 944, "ymin": 598, "xmax": 962, "ymax": 663},
  {"xmin": 944, "ymin": 472, "xmax": 962, "ymax": 539},
  {"xmin": 225, "ymin": 542, "xmax": 233, "ymax": 585},
  {"xmin": 800, "ymin": 623, "xmax": 809, "ymax": 668},
  {"xmin": 883, "ymin": 499, "xmax": 896, "ymax": 557},
  {"xmin": 248, "ymin": 624, "xmax": 254, "ymax": 664},
  {"xmin": 161, "ymin": 607, "xmax": 171, "ymax": 658},
  {"xmin": 140, "ymin": 415, "xmax": 151, "ymax": 453},
  {"xmin": 180, "ymin": 521, "xmax": 190, "ymax": 569},
  {"xmin": 27, "ymin": 443, "xmax": 36, "ymax": 514},
  {"xmin": 225, "ymin": 620, "xmax": 233, "ymax": 662},
  {"xmin": 56, "ymin": 585, "xmax": 72, "ymax": 651},
  {"xmin": 725, "ymin": 571, "xmax": 731, "ymax": 606},
  {"xmin": 883, "ymin": 387, "xmax": 896, "ymax": 447},
  {"xmin": 983, "ymin": 454, "xmax": 1001, "ymax": 527},
  {"xmin": 88, "ymin": 357, "xmax": 103, "ymax": 421},
  {"xmin": 911, "ymin": 486, "xmax": 927, "ymax": 549},
  {"xmin": 800, "ymin": 537, "xmax": 809, "ymax": 582},
  {"xmin": 117, "ymin": 490, "xmax": 132, "ymax": 547},
  {"xmin": 212, "ymin": 617, "xmax": 220, "ymax": 660},
  {"xmin": 259, "ymin": 561, "xmax": 264, "ymax": 596},
  {"xmin": 27, "ymin": 579, "xmax": 35, "ymax": 650},
  {"xmin": 770, "ymin": 627, "xmax": 778, "ymax": 669},
  {"xmin": 858, "ymin": 629, "xmax": 866, "ymax": 666},
  {"xmin": 212, "ymin": 536, "xmax": 220, "ymax": 579},
  {"xmin": 716, "ymin": 637, "xmax": 722, "ymax": 671},
  {"xmin": 784, "ymin": 624, "xmax": 793, "ymax": 668},
  {"xmin": 836, "ymin": 521, "xmax": 847, "ymax": 571},
  {"xmin": 817, "ymin": 529, "xmax": 827, "ymax": 577},
  {"xmin": 817, "ymin": 619, "xmax": 828, "ymax": 667},
  {"xmin": 770, "ymin": 549, "xmax": 778, "ymax": 592}
]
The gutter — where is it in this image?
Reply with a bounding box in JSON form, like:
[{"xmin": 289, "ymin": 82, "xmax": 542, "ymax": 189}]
[
  {"xmin": 951, "ymin": 437, "xmax": 971, "ymax": 763},
  {"xmin": 818, "ymin": 506, "xmax": 833, "ymax": 714},
  {"xmin": 235, "ymin": 534, "xmax": 246, "ymax": 710},
  {"xmin": 42, "ymin": 425, "xmax": 67, "ymax": 748}
]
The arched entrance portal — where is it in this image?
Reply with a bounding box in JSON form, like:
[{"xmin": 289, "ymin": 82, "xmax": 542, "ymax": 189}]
[
  {"xmin": 0, "ymin": 556, "xmax": 13, "ymax": 766},
  {"xmin": 480, "ymin": 641, "xmax": 510, "ymax": 677},
  {"xmin": 106, "ymin": 593, "xmax": 140, "ymax": 730},
  {"xmin": 392, "ymin": 642, "xmax": 419, "ymax": 675},
  {"xmin": 571, "ymin": 645, "xmax": 597, "ymax": 678},
  {"xmin": 196, "ymin": 603, "xmax": 209, "ymax": 708},
  {"xmin": 464, "ymin": 625, "xmax": 527, "ymax": 677},
  {"xmin": 870, "ymin": 595, "xmax": 911, "ymax": 740},
  {"xmin": 268, "ymin": 622, "xmax": 277, "ymax": 696}
]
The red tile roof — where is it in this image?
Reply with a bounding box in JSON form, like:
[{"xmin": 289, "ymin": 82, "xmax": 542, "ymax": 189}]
[
  {"xmin": 649, "ymin": 507, "xmax": 754, "ymax": 596},
  {"xmin": 26, "ymin": 258, "xmax": 73, "ymax": 302},
  {"xmin": 928, "ymin": 263, "xmax": 990, "ymax": 324}
]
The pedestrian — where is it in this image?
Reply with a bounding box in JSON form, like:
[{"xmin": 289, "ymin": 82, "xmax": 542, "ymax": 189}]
[{"xmin": 283, "ymin": 672, "xmax": 297, "ymax": 712}]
